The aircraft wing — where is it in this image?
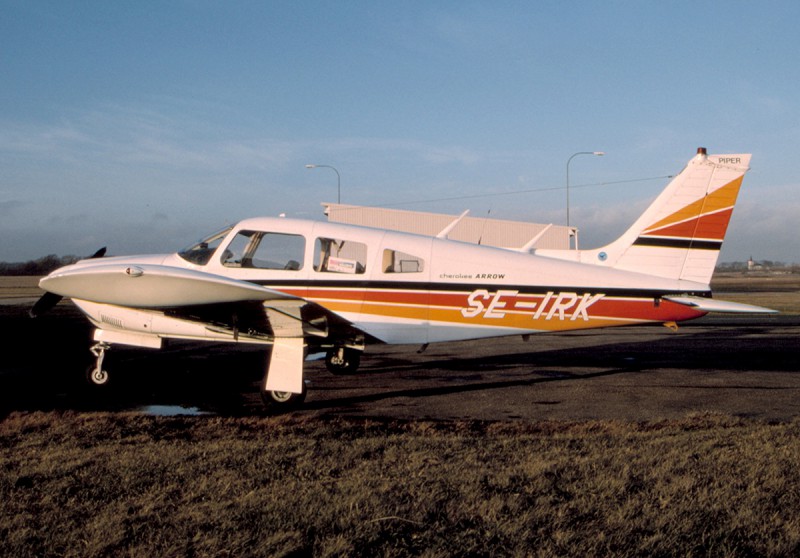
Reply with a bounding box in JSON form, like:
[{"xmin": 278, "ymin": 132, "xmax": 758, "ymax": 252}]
[
  {"xmin": 41, "ymin": 261, "xmax": 365, "ymax": 338},
  {"xmin": 39, "ymin": 262, "xmax": 298, "ymax": 307},
  {"xmin": 663, "ymin": 295, "xmax": 778, "ymax": 314}
]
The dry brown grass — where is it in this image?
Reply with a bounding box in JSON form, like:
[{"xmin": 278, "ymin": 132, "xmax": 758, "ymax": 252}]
[
  {"xmin": 0, "ymin": 277, "xmax": 42, "ymax": 303},
  {"xmin": 3, "ymin": 412, "xmax": 800, "ymax": 557},
  {"xmin": 711, "ymin": 273, "xmax": 800, "ymax": 314}
]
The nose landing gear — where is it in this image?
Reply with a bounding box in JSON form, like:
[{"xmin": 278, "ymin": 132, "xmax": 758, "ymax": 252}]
[{"xmin": 87, "ymin": 341, "xmax": 111, "ymax": 386}]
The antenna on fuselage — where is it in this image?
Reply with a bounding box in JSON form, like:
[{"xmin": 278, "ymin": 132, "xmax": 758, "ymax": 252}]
[{"xmin": 477, "ymin": 209, "xmax": 492, "ymax": 245}]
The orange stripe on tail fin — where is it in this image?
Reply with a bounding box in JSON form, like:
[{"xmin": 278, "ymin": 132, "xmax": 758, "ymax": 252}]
[
  {"xmin": 637, "ymin": 175, "xmax": 744, "ymax": 247},
  {"xmin": 536, "ymin": 148, "xmax": 752, "ymax": 286}
]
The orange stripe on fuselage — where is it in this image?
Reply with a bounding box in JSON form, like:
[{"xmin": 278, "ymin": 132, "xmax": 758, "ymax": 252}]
[{"xmin": 272, "ymin": 285, "xmax": 706, "ymax": 333}]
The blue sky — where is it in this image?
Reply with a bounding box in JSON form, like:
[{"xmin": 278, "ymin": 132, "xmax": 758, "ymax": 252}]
[{"xmin": 1, "ymin": 1, "xmax": 798, "ymax": 263}]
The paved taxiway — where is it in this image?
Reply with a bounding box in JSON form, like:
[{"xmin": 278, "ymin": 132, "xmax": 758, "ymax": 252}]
[
  {"xmin": 2, "ymin": 301, "xmax": 798, "ymax": 422},
  {"xmin": 297, "ymin": 314, "xmax": 800, "ymax": 421}
]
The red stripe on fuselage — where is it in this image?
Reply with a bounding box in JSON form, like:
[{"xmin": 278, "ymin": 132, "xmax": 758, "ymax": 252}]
[{"xmin": 270, "ymin": 284, "xmax": 705, "ymax": 330}]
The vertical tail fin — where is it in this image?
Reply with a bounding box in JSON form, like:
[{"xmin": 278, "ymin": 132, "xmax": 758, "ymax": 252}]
[{"xmin": 540, "ymin": 148, "xmax": 752, "ymax": 285}]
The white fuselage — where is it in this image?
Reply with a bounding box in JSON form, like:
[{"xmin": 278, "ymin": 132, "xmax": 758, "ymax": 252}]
[{"xmin": 46, "ymin": 217, "xmax": 710, "ymax": 349}]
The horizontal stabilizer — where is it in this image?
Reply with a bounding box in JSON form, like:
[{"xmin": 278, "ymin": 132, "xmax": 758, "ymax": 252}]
[{"xmin": 664, "ymin": 295, "xmax": 778, "ymax": 314}]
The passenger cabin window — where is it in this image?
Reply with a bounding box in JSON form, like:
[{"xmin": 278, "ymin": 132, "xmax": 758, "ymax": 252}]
[
  {"xmin": 221, "ymin": 231, "xmax": 305, "ymax": 270},
  {"xmin": 382, "ymin": 249, "xmax": 425, "ymax": 273},
  {"xmin": 314, "ymin": 237, "xmax": 367, "ymax": 274}
]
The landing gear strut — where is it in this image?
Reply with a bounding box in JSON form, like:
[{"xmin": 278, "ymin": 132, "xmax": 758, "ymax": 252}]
[{"xmin": 87, "ymin": 341, "xmax": 111, "ymax": 386}]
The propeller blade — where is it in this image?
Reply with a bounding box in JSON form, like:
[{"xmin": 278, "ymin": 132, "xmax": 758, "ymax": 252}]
[
  {"xmin": 29, "ymin": 292, "xmax": 63, "ymax": 318},
  {"xmin": 90, "ymin": 246, "xmax": 107, "ymax": 259}
]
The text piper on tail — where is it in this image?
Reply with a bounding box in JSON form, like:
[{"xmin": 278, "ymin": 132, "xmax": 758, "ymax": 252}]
[{"xmin": 33, "ymin": 148, "xmax": 776, "ymax": 408}]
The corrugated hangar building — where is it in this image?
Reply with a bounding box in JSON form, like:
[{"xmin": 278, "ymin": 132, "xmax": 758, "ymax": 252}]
[{"xmin": 323, "ymin": 204, "xmax": 574, "ymax": 251}]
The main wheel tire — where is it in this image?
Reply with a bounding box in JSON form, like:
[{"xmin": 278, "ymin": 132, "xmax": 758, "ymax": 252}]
[
  {"xmin": 325, "ymin": 348, "xmax": 361, "ymax": 375},
  {"xmin": 261, "ymin": 386, "xmax": 308, "ymax": 409}
]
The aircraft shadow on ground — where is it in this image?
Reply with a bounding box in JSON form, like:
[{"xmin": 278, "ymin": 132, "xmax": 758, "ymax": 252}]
[
  {"xmin": 360, "ymin": 324, "xmax": 798, "ymax": 375},
  {"xmin": 299, "ymin": 324, "xmax": 800, "ymax": 412}
]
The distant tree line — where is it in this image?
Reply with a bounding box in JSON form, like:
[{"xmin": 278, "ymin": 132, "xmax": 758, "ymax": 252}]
[
  {"xmin": 0, "ymin": 255, "xmax": 79, "ymax": 276},
  {"xmin": 716, "ymin": 261, "xmax": 798, "ymax": 272}
]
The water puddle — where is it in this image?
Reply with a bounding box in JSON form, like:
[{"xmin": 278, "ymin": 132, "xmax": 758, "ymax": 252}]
[{"xmin": 136, "ymin": 405, "xmax": 212, "ymax": 416}]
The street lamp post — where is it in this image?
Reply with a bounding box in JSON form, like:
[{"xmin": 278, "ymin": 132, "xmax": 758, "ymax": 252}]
[
  {"xmin": 305, "ymin": 164, "xmax": 341, "ymax": 204},
  {"xmin": 566, "ymin": 151, "xmax": 604, "ymax": 228}
]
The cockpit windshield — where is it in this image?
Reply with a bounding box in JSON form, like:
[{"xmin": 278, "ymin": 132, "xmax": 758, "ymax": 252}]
[{"xmin": 177, "ymin": 226, "xmax": 233, "ymax": 265}]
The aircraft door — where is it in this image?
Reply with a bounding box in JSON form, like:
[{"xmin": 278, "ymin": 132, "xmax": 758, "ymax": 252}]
[
  {"xmin": 373, "ymin": 238, "xmax": 432, "ymax": 344},
  {"xmin": 311, "ymin": 235, "xmax": 370, "ymax": 322}
]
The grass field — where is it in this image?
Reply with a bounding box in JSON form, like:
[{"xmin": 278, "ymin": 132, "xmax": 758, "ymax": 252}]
[
  {"xmin": 3, "ymin": 412, "xmax": 800, "ymax": 557},
  {"xmin": 711, "ymin": 272, "xmax": 800, "ymax": 314}
]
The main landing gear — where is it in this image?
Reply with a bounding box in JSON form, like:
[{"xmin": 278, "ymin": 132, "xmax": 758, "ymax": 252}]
[
  {"xmin": 261, "ymin": 383, "xmax": 308, "ymax": 409},
  {"xmin": 259, "ymin": 346, "xmax": 362, "ymax": 411},
  {"xmin": 262, "ymin": 346, "xmax": 362, "ymax": 410},
  {"xmin": 325, "ymin": 347, "xmax": 361, "ymax": 375}
]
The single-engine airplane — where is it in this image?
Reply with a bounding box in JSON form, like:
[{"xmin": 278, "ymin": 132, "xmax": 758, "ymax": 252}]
[{"xmin": 33, "ymin": 148, "xmax": 776, "ymax": 408}]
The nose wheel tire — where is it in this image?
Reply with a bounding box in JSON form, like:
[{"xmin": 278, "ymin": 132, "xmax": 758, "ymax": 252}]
[{"xmin": 86, "ymin": 365, "xmax": 110, "ymax": 387}]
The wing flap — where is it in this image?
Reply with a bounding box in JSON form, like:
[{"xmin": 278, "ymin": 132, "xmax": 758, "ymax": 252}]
[{"xmin": 264, "ymin": 300, "xmax": 328, "ymax": 338}]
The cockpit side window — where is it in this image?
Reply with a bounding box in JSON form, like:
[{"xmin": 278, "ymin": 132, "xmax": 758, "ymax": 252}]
[
  {"xmin": 221, "ymin": 230, "xmax": 305, "ymax": 270},
  {"xmin": 178, "ymin": 226, "xmax": 233, "ymax": 265},
  {"xmin": 314, "ymin": 237, "xmax": 367, "ymax": 274}
]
